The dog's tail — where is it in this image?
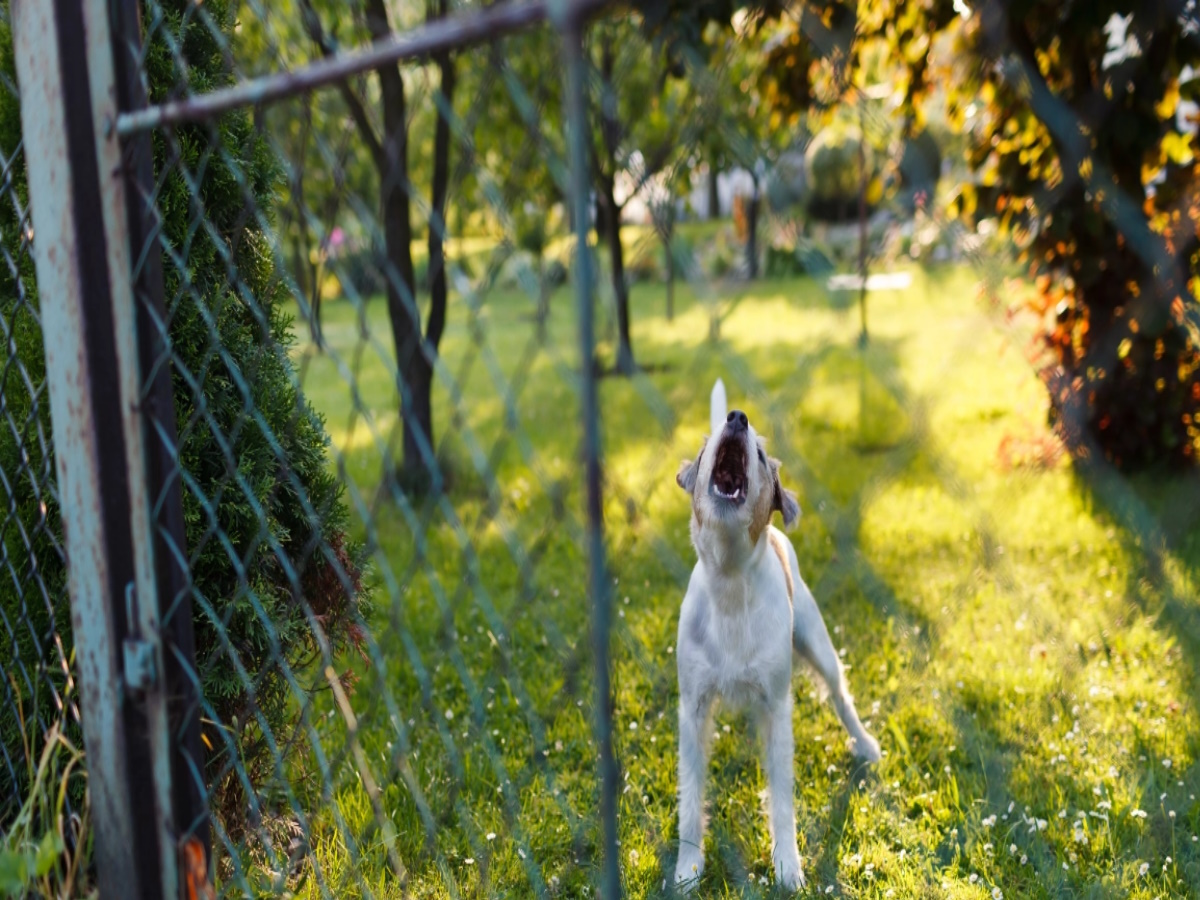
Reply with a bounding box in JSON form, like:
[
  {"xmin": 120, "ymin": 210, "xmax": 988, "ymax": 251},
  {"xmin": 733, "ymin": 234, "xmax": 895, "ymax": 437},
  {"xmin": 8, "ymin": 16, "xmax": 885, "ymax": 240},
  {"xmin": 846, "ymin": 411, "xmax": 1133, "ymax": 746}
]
[{"xmin": 710, "ymin": 378, "xmax": 727, "ymax": 434}]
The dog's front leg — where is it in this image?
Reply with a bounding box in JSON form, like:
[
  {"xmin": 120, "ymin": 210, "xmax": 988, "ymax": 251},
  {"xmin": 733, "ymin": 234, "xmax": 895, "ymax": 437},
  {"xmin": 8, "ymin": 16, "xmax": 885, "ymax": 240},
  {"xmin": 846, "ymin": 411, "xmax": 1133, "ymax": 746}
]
[
  {"xmin": 762, "ymin": 696, "xmax": 804, "ymax": 890},
  {"xmin": 674, "ymin": 690, "xmax": 713, "ymax": 890}
]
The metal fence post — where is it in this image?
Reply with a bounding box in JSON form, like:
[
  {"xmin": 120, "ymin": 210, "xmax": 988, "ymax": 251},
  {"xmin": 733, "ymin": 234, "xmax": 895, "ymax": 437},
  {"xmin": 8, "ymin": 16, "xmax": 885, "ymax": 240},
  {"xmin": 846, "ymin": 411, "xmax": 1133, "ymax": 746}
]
[
  {"xmin": 12, "ymin": 0, "xmax": 184, "ymax": 896},
  {"xmin": 554, "ymin": 6, "xmax": 621, "ymax": 898},
  {"xmin": 109, "ymin": 0, "xmax": 212, "ymax": 869}
]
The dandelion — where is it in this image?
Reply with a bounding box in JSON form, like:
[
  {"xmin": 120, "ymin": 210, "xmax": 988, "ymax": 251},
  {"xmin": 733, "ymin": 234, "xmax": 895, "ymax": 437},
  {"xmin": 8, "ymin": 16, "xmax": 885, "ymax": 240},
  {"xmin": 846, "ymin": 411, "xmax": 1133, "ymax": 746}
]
[
  {"xmin": 1020, "ymin": 854, "xmax": 1028, "ymax": 865},
  {"xmin": 1009, "ymin": 844, "xmax": 1018, "ymax": 855},
  {"xmin": 1139, "ymin": 862, "xmax": 1149, "ymax": 877}
]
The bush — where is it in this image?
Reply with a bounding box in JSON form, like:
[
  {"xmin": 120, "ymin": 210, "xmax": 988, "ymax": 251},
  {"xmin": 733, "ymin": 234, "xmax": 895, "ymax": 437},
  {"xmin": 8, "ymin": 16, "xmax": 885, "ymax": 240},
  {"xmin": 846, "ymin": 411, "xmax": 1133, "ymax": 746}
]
[
  {"xmin": 0, "ymin": 0, "xmax": 369, "ymax": 827},
  {"xmin": 545, "ymin": 258, "xmax": 568, "ymax": 288},
  {"xmin": 765, "ymin": 243, "xmax": 808, "ymax": 278},
  {"xmin": 805, "ymin": 122, "xmax": 878, "ymax": 222},
  {"xmin": 332, "ymin": 246, "xmax": 388, "ymax": 300},
  {"xmin": 896, "ymin": 128, "xmax": 941, "ymax": 209}
]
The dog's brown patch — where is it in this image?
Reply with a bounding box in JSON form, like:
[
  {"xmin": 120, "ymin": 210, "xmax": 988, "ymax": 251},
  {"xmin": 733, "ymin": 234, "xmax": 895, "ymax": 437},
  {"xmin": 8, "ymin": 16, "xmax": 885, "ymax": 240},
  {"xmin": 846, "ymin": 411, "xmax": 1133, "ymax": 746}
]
[
  {"xmin": 767, "ymin": 529, "xmax": 794, "ymax": 606},
  {"xmin": 748, "ymin": 469, "xmax": 775, "ymax": 544}
]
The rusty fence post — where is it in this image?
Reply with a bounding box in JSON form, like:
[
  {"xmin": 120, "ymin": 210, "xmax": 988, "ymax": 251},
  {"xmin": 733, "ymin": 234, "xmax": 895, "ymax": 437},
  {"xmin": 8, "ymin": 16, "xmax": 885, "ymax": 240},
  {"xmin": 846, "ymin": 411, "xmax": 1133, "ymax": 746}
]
[{"xmin": 12, "ymin": 0, "xmax": 200, "ymax": 896}]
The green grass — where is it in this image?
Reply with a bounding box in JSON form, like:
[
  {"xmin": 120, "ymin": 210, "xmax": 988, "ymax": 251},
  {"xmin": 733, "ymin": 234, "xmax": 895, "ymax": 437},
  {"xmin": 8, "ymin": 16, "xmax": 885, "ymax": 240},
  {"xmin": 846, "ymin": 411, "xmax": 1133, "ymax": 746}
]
[{"xmin": 251, "ymin": 263, "xmax": 1200, "ymax": 899}]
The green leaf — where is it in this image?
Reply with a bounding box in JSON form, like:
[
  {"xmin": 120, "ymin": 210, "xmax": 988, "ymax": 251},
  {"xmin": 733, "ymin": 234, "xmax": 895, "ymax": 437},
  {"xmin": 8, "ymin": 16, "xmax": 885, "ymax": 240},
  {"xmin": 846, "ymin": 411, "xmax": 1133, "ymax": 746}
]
[
  {"xmin": 0, "ymin": 847, "xmax": 36, "ymax": 895},
  {"xmin": 34, "ymin": 832, "xmax": 62, "ymax": 878}
]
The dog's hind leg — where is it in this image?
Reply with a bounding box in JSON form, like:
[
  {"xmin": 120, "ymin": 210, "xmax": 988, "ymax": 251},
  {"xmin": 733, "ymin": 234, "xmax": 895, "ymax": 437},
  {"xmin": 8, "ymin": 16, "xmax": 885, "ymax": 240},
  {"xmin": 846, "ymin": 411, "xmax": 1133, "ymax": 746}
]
[
  {"xmin": 791, "ymin": 577, "xmax": 882, "ymax": 763},
  {"xmin": 675, "ymin": 691, "xmax": 714, "ymax": 890}
]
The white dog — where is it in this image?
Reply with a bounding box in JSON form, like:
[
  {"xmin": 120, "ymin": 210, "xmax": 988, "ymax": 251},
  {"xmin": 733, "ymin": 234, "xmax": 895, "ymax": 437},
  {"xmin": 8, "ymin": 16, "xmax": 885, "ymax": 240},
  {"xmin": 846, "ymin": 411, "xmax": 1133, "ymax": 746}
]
[{"xmin": 673, "ymin": 380, "xmax": 880, "ymax": 891}]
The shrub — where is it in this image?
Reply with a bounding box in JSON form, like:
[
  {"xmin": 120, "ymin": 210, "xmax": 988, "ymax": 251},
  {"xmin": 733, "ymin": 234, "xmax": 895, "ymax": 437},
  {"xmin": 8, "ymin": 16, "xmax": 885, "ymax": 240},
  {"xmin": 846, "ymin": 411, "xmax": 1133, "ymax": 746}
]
[
  {"xmin": 332, "ymin": 246, "xmax": 388, "ymax": 300},
  {"xmin": 896, "ymin": 128, "xmax": 941, "ymax": 213},
  {"xmin": 805, "ymin": 122, "xmax": 878, "ymax": 222},
  {"xmin": 0, "ymin": 0, "xmax": 369, "ymax": 827},
  {"xmin": 765, "ymin": 243, "xmax": 807, "ymax": 278},
  {"xmin": 545, "ymin": 258, "xmax": 569, "ymax": 288}
]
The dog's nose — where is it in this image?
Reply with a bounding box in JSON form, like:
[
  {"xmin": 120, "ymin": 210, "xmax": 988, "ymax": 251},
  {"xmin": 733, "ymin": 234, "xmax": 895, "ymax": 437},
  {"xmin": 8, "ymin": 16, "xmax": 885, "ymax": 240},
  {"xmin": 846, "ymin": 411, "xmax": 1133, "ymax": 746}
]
[{"xmin": 726, "ymin": 410, "xmax": 748, "ymax": 432}]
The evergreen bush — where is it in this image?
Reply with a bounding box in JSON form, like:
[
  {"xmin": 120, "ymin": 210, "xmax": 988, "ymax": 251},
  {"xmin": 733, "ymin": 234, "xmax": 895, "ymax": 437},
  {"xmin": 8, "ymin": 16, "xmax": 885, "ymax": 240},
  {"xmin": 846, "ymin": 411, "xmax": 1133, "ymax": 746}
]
[{"xmin": 0, "ymin": 0, "xmax": 369, "ymax": 825}]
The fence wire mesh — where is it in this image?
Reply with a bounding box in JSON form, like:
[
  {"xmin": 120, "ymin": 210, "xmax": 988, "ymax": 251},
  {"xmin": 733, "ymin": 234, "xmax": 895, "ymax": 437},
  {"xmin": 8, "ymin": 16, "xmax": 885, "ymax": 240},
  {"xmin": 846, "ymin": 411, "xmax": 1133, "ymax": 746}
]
[
  {"xmin": 0, "ymin": 23, "xmax": 86, "ymax": 851},
  {"xmin": 5, "ymin": 0, "xmax": 1200, "ymax": 898}
]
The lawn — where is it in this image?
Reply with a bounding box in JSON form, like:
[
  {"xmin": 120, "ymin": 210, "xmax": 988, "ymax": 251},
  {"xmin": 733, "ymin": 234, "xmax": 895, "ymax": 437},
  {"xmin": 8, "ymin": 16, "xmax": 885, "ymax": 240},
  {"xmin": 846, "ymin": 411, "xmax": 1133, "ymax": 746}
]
[{"xmin": 261, "ymin": 262, "xmax": 1200, "ymax": 899}]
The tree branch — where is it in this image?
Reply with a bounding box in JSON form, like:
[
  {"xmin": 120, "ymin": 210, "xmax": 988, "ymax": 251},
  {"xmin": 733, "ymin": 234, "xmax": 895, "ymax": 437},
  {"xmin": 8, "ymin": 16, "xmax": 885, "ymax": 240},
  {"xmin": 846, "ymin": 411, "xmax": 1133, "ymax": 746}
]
[{"xmin": 297, "ymin": 0, "xmax": 386, "ymax": 169}]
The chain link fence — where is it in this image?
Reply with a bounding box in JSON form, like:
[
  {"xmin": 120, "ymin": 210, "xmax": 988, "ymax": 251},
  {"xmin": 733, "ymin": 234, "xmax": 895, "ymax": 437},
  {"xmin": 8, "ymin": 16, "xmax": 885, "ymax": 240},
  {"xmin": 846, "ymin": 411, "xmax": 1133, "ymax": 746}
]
[{"xmin": 3, "ymin": 0, "xmax": 1200, "ymax": 898}]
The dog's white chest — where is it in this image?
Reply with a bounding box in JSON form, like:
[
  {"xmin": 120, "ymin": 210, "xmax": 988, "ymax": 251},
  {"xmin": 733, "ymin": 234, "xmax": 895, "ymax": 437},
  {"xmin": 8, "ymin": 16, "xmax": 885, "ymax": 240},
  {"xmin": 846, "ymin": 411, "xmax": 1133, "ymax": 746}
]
[{"xmin": 679, "ymin": 574, "xmax": 793, "ymax": 712}]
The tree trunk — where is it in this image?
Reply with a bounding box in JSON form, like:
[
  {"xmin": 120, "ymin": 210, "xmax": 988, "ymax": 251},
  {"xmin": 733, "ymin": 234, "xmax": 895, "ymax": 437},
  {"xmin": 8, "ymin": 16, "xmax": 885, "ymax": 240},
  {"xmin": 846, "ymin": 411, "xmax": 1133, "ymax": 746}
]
[
  {"xmin": 665, "ymin": 238, "xmax": 675, "ymax": 321},
  {"xmin": 427, "ymin": 46, "xmax": 455, "ymax": 361},
  {"xmin": 746, "ymin": 175, "xmax": 760, "ymax": 280},
  {"xmin": 362, "ymin": 0, "xmax": 426, "ymax": 488},
  {"xmin": 707, "ymin": 164, "xmax": 720, "ymax": 219},
  {"xmin": 857, "ymin": 109, "xmax": 868, "ymax": 347},
  {"xmin": 600, "ymin": 176, "xmax": 634, "ymax": 375},
  {"xmin": 536, "ymin": 253, "xmax": 549, "ymax": 340}
]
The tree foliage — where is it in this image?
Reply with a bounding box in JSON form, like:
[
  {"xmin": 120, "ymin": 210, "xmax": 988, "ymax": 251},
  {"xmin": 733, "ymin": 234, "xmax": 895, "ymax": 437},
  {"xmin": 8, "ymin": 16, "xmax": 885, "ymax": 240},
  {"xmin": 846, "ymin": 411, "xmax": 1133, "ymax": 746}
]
[{"xmin": 755, "ymin": 0, "xmax": 1200, "ymax": 468}]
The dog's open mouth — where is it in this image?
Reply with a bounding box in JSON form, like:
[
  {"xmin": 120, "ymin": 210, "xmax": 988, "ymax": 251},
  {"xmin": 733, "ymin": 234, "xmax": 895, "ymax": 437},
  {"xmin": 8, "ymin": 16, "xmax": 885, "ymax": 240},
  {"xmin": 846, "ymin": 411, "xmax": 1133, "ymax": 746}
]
[{"xmin": 711, "ymin": 436, "xmax": 747, "ymax": 504}]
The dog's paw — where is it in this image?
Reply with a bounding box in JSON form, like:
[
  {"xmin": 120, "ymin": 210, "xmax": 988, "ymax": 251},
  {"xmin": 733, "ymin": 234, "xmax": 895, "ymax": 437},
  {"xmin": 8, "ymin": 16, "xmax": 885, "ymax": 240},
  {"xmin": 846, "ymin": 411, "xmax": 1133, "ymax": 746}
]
[
  {"xmin": 773, "ymin": 845, "xmax": 805, "ymax": 892},
  {"xmin": 674, "ymin": 847, "xmax": 704, "ymax": 892},
  {"xmin": 851, "ymin": 731, "xmax": 882, "ymax": 764}
]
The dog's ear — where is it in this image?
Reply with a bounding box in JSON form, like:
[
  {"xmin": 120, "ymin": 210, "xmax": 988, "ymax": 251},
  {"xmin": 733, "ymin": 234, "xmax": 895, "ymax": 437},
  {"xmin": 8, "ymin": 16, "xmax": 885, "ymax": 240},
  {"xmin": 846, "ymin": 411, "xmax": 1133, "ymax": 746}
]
[
  {"xmin": 677, "ymin": 442, "xmax": 704, "ymax": 493},
  {"xmin": 770, "ymin": 457, "xmax": 801, "ymax": 529},
  {"xmin": 677, "ymin": 456, "xmax": 698, "ymax": 493}
]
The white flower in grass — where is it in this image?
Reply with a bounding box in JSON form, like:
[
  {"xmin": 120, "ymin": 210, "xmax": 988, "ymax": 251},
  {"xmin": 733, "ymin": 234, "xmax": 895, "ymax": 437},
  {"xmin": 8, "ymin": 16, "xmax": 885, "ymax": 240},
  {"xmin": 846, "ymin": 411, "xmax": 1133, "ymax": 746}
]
[
  {"xmin": 1009, "ymin": 844, "xmax": 1018, "ymax": 855},
  {"xmin": 1020, "ymin": 854, "xmax": 1028, "ymax": 865},
  {"xmin": 982, "ymin": 815, "xmax": 997, "ymax": 827},
  {"xmin": 969, "ymin": 873, "xmax": 979, "ymax": 884},
  {"xmin": 465, "ymin": 858, "xmax": 475, "ymax": 865},
  {"xmin": 993, "ymin": 889, "xmax": 1003, "ymax": 900},
  {"xmin": 445, "ymin": 709, "xmax": 454, "ymax": 721},
  {"xmin": 1131, "ymin": 809, "xmax": 1148, "ymax": 819},
  {"xmin": 1139, "ymin": 862, "xmax": 1149, "ymax": 876},
  {"xmin": 1164, "ymin": 758, "xmax": 1173, "ymax": 768}
]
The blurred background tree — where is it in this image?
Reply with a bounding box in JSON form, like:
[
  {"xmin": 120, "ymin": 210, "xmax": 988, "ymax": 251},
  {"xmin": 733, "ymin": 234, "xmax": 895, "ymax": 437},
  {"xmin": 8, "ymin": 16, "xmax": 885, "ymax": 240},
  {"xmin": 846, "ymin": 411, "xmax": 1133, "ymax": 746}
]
[{"xmin": 720, "ymin": 0, "xmax": 1200, "ymax": 469}]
